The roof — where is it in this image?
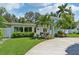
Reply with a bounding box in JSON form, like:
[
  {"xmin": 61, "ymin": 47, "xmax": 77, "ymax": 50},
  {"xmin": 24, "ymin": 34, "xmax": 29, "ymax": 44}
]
[{"xmin": 3, "ymin": 22, "xmax": 36, "ymax": 26}]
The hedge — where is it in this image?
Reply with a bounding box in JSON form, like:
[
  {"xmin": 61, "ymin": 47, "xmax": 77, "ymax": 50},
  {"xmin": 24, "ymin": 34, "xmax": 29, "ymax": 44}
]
[{"xmin": 12, "ymin": 32, "xmax": 34, "ymax": 38}]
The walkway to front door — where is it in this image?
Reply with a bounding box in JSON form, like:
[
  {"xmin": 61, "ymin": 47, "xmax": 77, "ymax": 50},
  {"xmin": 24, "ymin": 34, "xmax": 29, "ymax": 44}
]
[{"xmin": 26, "ymin": 38, "xmax": 79, "ymax": 55}]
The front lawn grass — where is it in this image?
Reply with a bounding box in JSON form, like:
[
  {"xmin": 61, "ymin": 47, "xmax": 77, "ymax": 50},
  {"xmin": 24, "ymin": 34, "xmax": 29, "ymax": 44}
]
[
  {"xmin": 0, "ymin": 38, "xmax": 44, "ymax": 55},
  {"xmin": 67, "ymin": 33, "xmax": 79, "ymax": 37}
]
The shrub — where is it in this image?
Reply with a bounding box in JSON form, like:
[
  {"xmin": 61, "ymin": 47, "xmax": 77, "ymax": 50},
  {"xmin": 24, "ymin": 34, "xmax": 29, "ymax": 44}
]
[
  {"xmin": 12, "ymin": 32, "xmax": 34, "ymax": 38},
  {"xmin": 55, "ymin": 31, "xmax": 66, "ymax": 37},
  {"xmin": 46, "ymin": 35, "xmax": 52, "ymax": 39}
]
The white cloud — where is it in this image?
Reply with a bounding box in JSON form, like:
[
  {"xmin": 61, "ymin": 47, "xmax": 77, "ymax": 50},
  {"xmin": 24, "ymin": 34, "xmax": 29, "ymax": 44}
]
[
  {"xmin": 39, "ymin": 6, "xmax": 56, "ymax": 15},
  {"xmin": 38, "ymin": 3, "xmax": 64, "ymax": 15},
  {"xmin": 40, "ymin": 3, "xmax": 52, "ymax": 6},
  {"xmin": 0, "ymin": 3, "xmax": 24, "ymax": 17},
  {"xmin": 38, "ymin": 3, "xmax": 79, "ymax": 15},
  {"xmin": 0, "ymin": 3, "xmax": 24, "ymax": 11},
  {"xmin": 16, "ymin": 12, "xmax": 25, "ymax": 18},
  {"xmin": 68, "ymin": 4, "xmax": 79, "ymax": 21},
  {"xmin": 38, "ymin": 3, "xmax": 79, "ymax": 21},
  {"xmin": 27, "ymin": 3, "xmax": 52, "ymax": 7},
  {"xmin": 68, "ymin": 4, "xmax": 79, "ymax": 12}
]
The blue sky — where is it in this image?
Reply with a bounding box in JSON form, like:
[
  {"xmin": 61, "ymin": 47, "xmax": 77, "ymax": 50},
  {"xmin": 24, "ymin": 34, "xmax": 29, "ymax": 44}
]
[{"xmin": 0, "ymin": 3, "xmax": 79, "ymax": 21}]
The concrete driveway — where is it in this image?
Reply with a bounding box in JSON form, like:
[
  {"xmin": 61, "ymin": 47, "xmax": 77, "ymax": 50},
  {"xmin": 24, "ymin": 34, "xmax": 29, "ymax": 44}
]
[{"xmin": 26, "ymin": 38, "xmax": 79, "ymax": 55}]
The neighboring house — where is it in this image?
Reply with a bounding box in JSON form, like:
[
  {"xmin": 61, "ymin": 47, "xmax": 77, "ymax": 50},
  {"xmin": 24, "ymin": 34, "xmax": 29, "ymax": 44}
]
[
  {"xmin": 60, "ymin": 29, "xmax": 78, "ymax": 34},
  {"xmin": 76, "ymin": 22, "xmax": 79, "ymax": 32}
]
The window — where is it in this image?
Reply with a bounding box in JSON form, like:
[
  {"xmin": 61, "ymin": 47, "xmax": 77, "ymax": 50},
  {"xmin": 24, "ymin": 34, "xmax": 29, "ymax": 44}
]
[
  {"xmin": 14, "ymin": 27, "xmax": 32, "ymax": 32},
  {"xmin": 25, "ymin": 27, "xmax": 28, "ymax": 32},
  {"xmin": 29, "ymin": 27, "xmax": 32, "ymax": 32},
  {"xmin": 24, "ymin": 27, "xmax": 32, "ymax": 32},
  {"xmin": 14, "ymin": 27, "xmax": 23, "ymax": 32},
  {"xmin": 19, "ymin": 27, "xmax": 23, "ymax": 32}
]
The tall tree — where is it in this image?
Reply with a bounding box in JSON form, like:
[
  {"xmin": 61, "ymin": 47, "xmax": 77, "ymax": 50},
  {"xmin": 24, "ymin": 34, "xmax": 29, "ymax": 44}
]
[
  {"xmin": 36, "ymin": 15, "xmax": 50, "ymax": 28},
  {"xmin": 0, "ymin": 7, "xmax": 7, "ymax": 16},
  {"xmin": 56, "ymin": 3, "xmax": 69, "ymax": 17},
  {"xmin": 56, "ymin": 3, "xmax": 75, "ymax": 29},
  {"xmin": 18, "ymin": 17, "xmax": 25, "ymax": 23},
  {"xmin": 25, "ymin": 11, "xmax": 40, "ymax": 22},
  {"xmin": 34, "ymin": 12, "xmax": 41, "ymax": 20},
  {"xmin": 25, "ymin": 11, "xmax": 34, "ymax": 20},
  {"xmin": 11, "ymin": 14, "xmax": 18, "ymax": 23},
  {"xmin": 3, "ymin": 13, "xmax": 18, "ymax": 23},
  {"xmin": 36, "ymin": 14, "xmax": 54, "ymax": 38}
]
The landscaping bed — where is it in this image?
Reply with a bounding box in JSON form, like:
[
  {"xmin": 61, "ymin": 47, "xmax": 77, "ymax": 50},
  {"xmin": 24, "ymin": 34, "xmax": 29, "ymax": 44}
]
[{"xmin": 0, "ymin": 38, "xmax": 43, "ymax": 55}]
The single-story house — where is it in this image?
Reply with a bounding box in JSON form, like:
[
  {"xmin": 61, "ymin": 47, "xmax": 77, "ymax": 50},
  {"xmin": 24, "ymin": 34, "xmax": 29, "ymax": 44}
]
[
  {"xmin": 2, "ymin": 17, "xmax": 61, "ymax": 38},
  {"xmin": 3, "ymin": 22, "xmax": 52, "ymax": 38}
]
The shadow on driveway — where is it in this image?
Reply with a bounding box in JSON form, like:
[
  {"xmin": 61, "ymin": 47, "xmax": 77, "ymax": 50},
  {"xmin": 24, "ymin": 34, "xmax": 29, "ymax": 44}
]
[{"xmin": 65, "ymin": 43, "xmax": 79, "ymax": 55}]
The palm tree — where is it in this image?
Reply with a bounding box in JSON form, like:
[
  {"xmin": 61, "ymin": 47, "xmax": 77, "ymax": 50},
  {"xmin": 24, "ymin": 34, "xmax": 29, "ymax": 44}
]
[
  {"xmin": 56, "ymin": 3, "xmax": 75, "ymax": 30},
  {"xmin": 56, "ymin": 3, "xmax": 69, "ymax": 17},
  {"xmin": 36, "ymin": 14, "xmax": 50, "ymax": 30},
  {"xmin": 36, "ymin": 14, "xmax": 53, "ymax": 39}
]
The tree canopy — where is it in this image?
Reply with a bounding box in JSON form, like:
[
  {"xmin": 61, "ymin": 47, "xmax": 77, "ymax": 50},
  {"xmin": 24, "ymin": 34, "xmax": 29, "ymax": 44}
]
[
  {"xmin": 56, "ymin": 3, "xmax": 76, "ymax": 29},
  {"xmin": 0, "ymin": 16, "xmax": 7, "ymax": 27}
]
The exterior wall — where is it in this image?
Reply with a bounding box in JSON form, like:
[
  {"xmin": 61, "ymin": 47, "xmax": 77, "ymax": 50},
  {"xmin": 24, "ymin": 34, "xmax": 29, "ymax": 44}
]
[
  {"xmin": 36, "ymin": 26, "xmax": 52, "ymax": 35},
  {"xmin": 36, "ymin": 27, "xmax": 43, "ymax": 35},
  {"xmin": 31, "ymin": 27, "xmax": 35, "ymax": 32},
  {"xmin": 2, "ymin": 23, "xmax": 36, "ymax": 38},
  {"xmin": 3, "ymin": 28, "xmax": 13, "ymax": 38},
  {"xmin": 11, "ymin": 24, "xmax": 35, "ymax": 32},
  {"xmin": 76, "ymin": 23, "xmax": 79, "ymax": 32}
]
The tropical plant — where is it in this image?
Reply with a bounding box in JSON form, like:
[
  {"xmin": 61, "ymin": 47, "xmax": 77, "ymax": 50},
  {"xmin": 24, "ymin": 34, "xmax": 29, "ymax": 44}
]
[
  {"xmin": 56, "ymin": 3, "xmax": 75, "ymax": 29},
  {"xmin": 36, "ymin": 14, "xmax": 54, "ymax": 39},
  {"xmin": 36, "ymin": 14, "xmax": 51, "ymax": 28},
  {"xmin": 57, "ymin": 3, "xmax": 69, "ymax": 17}
]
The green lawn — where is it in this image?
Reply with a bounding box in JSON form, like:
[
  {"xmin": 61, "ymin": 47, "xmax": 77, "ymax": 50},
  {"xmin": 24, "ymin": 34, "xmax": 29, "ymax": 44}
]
[
  {"xmin": 0, "ymin": 38, "xmax": 43, "ymax": 55},
  {"xmin": 67, "ymin": 33, "xmax": 79, "ymax": 37}
]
